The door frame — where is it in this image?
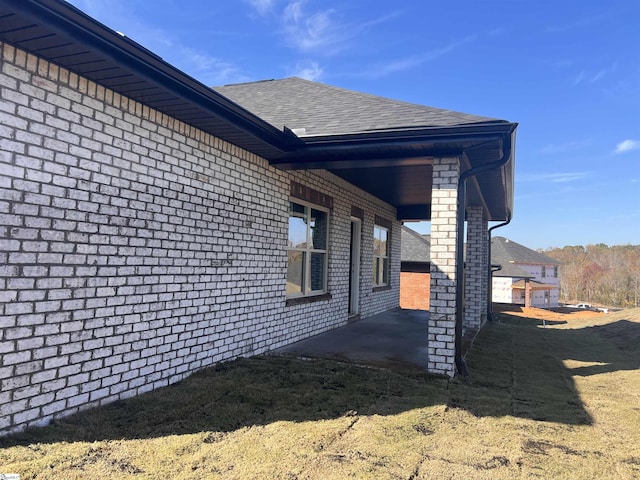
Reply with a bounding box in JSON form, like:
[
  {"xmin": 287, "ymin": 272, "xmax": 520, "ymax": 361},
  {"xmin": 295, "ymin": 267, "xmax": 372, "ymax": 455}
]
[{"xmin": 349, "ymin": 217, "xmax": 361, "ymax": 317}]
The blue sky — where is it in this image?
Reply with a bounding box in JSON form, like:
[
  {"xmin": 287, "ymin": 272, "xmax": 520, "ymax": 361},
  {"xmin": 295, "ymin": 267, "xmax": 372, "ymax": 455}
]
[{"xmin": 66, "ymin": 0, "xmax": 639, "ymax": 249}]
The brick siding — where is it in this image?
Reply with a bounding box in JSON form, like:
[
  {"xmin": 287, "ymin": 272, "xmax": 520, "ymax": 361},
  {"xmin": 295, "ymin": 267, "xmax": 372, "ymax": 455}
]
[
  {"xmin": 399, "ymin": 272, "xmax": 430, "ymax": 310},
  {"xmin": 464, "ymin": 206, "xmax": 487, "ymax": 331},
  {"xmin": 428, "ymin": 157, "xmax": 460, "ymax": 377},
  {"xmin": 0, "ymin": 42, "xmax": 400, "ymax": 435}
]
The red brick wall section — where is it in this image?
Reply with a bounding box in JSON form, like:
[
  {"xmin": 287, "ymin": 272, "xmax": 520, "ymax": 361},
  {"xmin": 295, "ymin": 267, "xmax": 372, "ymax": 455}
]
[{"xmin": 400, "ymin": 272, "xmax": 430, "ymax": 310}]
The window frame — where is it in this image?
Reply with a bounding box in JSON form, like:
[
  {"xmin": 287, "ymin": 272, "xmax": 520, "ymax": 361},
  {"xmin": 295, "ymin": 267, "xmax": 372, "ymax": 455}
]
[
  {"xmin": 373, "ymin": 224, "xmax": 390, "ymax": 287},
  {"xmin": 286, "ymin": 199, "xmax": 330, "ymax": 299},
  {"xmin": 541, "ymin": 265, "xmax": 546, "ymax": 278}
]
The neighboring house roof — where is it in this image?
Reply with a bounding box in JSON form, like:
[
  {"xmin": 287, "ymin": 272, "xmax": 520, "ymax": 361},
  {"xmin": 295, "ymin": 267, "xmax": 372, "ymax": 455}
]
[
  {"xmin": 401, "ymin": 226, "xmax": 430, "ymax": 263},
  {"xmin": 491, "ymin": 236, "xmax": 560, "ymax": 267},
  {"xmin": 493, "ymin": 263, "xmax": 535, "ymax": 279},
  {"xmin": 214, "ymin": 78, "xmax": 497, "ymax": 137}
]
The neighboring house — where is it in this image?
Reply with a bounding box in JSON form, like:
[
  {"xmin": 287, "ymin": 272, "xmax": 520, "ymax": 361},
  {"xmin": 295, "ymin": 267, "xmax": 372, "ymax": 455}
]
[
  {"xmin": 400, "ymin": 226, "xmax": 430, "ymax": 310},
  {"xmin": 0, "ymin": 0, "xmax": 517, "ymax": 435},
  {"xmin": 491, "ymin": 237, "xmax": 560, "ymax": 308}
]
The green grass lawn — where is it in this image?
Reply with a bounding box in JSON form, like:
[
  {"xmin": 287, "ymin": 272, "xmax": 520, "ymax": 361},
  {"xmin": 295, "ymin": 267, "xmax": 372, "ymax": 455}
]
[{"xmin": 2, "ymin": 309, "xmax": 639, "ymax": 479}]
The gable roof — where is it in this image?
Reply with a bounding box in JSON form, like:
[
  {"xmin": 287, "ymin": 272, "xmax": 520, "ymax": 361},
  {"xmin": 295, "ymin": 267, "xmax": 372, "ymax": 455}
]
[
  {"xmin": 214, "ymin": 78, "xmax": 498, "ymax": 137},
  {"xmin": 491, "ymin": 237, "xmax": 560, "ymax": 267},
  {"xmin": 401, "ymin": 226, "xmax": 431, "ymax": 263}
]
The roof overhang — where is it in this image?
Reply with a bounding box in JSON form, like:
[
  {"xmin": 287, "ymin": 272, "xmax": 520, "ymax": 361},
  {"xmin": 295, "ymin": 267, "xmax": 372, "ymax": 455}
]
[
  {"xmin": 274, "ymin": 123, "xmax": 517, "ymax": 221},
  {"xmin": 0, "ymin": 0, "xmax": 302, "ymax": 158}
]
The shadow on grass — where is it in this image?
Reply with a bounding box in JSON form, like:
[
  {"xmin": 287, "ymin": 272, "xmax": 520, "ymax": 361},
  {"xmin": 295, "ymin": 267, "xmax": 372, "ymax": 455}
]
[
  {"xmin": 1, "ymin": 312, "xmax": 638, "ymax": 447},
  {"xmin": 454, "ymin": 312, "xmax": 639, "ymax": 427},
  {"xmin": 0, "ymin": 357, "xmax": 450, "ymax": 447},
  {"xmin": 561, "ymin": 319, "xmax": 640, "ymax": 376}
]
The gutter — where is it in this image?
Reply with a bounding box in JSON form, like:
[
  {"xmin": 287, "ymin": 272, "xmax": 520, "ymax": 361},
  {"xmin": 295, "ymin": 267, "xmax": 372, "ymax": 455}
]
[
  {"xmin": 454, "ymin": 132, "xmax": 514, "ymax": 377},
  {"xmin": 272, "ymin": 123, "xmax": 517, "ymax": 169},
  {"xmin": 293, "ymin": 122, "xmax": 514, "ymax": 146}
]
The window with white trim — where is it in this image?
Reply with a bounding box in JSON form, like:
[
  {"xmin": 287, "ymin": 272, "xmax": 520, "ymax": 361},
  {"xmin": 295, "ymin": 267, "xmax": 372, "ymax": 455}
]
[
  {"xmin": 287, "ymin": 200, "xmax": 329, "ymax": 297},
  {"xmin": 373, "ymin": 225, "xmax": 389, "ymax": 286},
  {"xmin": 541, "ymin": 265, "xmax": 546, "ymax": 278}
]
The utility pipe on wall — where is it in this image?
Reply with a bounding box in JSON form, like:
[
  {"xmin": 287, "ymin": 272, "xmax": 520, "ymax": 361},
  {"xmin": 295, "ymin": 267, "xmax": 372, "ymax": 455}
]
[{"xmin": 454, "ymin": 134, "xmax": 513, "ymax": 377}]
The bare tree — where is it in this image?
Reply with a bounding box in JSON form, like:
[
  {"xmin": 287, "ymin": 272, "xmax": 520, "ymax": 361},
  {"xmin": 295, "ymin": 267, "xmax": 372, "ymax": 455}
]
[{"xmin": 545, "ymin": 243, "xmax": 640, "ymax": 308}]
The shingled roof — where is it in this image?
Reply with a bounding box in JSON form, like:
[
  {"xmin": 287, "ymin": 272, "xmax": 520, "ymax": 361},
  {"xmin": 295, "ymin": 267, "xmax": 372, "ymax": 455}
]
[
  {"xmin": 401, "ymin": 226, "xmax": 431, "ymax": 263},
  {"xmin": 493, "ymin": 263, "xmax": 534, "ymax": 279},
  {"xmin": 214, "ymin": 77, "xmax": 499, "ymax": 137},
  {"xmin": 491, "ymin": 237, "xmax": 560, "ymax": 268}
]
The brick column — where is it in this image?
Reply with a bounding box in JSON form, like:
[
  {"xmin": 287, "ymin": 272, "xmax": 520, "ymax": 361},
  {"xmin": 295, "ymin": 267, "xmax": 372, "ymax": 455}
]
[
  {"xmin": 464, "ymin": 206, "xmax": 487, "ymax": 332},
  {"xmin": 480, "ymin": 218, "xmax": 489, "ymax": 324},
  {"xmin": 428, "ymin": 157, "xmax": 460, "ymax": 377}
]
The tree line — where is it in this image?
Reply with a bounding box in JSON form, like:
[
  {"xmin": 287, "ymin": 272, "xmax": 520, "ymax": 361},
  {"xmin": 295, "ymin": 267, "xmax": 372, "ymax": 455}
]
[{"xmin": 543, "ymin": 244, "xmax": 640, "ymax": 308}]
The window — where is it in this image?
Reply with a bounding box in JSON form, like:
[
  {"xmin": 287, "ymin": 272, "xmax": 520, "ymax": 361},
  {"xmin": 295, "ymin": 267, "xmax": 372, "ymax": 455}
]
[
  {"xmin": 553, "ymin": 266, "xmax": 558, "ymax": 278},
  {"xmin": 287, "ymin": 201, "xmax": 329, "ymax": 297},
  {"xmin": 541, "ymin": 266, "xmax": 546, "ymax": 278},
  {"xmin": 373, "ymin": 225, "xmax": 389, "ymax": 286}
]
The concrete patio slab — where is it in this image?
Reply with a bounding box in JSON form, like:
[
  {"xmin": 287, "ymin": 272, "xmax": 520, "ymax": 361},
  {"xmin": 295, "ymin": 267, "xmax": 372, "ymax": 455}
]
[{"xmin": 271, "ymin": 308, "xmax": 430, "ymax": 371}]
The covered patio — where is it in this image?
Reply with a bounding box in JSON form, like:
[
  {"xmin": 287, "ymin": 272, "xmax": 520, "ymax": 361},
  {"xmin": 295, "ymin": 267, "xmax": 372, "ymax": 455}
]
[
  {"xmin": 0, "ymin": 1, "xmax": 517, "ymax": 378},
  {"xmin": 272, "ymin": 308, "xmax": 430, "ymax": 371},
  {"xmin": 218, "ymin": 78, "xmax": 518, "ymax": 377}
]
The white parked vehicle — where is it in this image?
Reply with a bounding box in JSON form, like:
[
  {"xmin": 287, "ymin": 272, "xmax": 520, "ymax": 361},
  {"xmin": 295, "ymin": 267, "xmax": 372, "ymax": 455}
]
[
  {"xmin": 568, "ymin": 303, "xmax": 592, "ymax": 309},
  {"xmin": 566, "ymin": 303, "xmax": 609, "ymax": 313}
]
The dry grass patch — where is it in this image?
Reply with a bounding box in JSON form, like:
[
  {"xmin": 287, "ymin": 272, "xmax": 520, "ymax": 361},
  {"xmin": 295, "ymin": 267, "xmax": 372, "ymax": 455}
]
[{"xmin": 1, "ymin": 308, "xmax": 639, "ymax": 479}]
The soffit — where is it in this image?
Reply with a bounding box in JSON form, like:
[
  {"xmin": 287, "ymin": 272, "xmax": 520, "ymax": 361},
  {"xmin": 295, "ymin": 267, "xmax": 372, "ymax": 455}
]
[{"xmin": 0, "ymin": 0, "xmax": 294, "ymax": 159}]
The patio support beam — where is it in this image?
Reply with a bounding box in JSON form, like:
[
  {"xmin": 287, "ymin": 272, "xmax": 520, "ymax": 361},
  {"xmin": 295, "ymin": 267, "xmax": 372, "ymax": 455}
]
[
  {"xmin": 428, "ymin": 157, "xmax": 460, "ymax": 377},
  {"xmin": 464, "ymin": 206, "xmax": 488, "ymax": 332}
]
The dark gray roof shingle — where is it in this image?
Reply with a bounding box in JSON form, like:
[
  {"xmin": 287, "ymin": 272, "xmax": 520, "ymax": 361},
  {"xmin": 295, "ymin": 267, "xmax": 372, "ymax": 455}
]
[
  {"xmin": 491, "ymin": 236, "xmax": 560, "ymax": 268},
  {"xmin": 214, "ymin": 77, "xmax": 499, "ymax": 137},
  {"xmin": 401, "ymin": 226, "xmax": 430, "ymax": 263},
  {"xmin": 493, "ymin": 263, "xmax": 535, "ymax": 279}
]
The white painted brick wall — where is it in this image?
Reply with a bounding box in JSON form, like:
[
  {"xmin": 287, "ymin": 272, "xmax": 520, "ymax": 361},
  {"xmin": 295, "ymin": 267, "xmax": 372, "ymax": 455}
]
[
  {"xmin": 0, "ymin": 42, "xmax": 400, "ymax": 435},
  {"xmin": 464, "ymin": 206, "xmax": 485, "ymax": 331},
  {"xmin": 428, "ymin": 157, "xmax": 460, "ymax": 377}
]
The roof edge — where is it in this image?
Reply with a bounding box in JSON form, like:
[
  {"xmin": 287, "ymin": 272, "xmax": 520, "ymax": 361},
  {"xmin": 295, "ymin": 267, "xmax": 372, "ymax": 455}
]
[
  {"xmin": 5, "ymin": 0, "xmax": 300, "ymax": 153},
  {"xmin": 294, "ymin": 122, "xmax": 518, "ymax": 146}
]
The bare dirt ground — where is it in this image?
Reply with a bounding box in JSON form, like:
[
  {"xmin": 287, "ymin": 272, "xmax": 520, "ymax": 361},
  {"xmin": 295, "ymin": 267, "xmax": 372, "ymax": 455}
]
[{"xmin": 494, "ymin": 304, "xmax": 606, "ymax": 321}]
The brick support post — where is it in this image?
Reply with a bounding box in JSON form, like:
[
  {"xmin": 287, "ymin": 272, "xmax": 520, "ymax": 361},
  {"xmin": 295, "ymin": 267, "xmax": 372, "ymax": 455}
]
[
  {"xmin": 480, "ymin": 217, "xmax": 489, "ymax": 324},
  {"xmin": 428, "ymin": 157, "xmax": 460, "ymax": 377},
  {"xmin": 464, "ymin": 206, "xmax": 487, "ymax": 332}
]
